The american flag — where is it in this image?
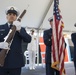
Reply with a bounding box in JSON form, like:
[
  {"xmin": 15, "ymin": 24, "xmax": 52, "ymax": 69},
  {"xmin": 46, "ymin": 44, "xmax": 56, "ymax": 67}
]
[{"xmin": 51, "ymin": 0, "xmax": 66, "ymax": 75}]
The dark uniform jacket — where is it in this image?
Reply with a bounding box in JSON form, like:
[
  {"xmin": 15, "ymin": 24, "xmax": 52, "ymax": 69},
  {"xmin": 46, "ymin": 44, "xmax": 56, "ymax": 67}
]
[
  {"xmin": 0, "ymin": 23, "xmax": 31, "ymax": 68},
  {"xmin": 43, "ymin": 28, "xmax": 52, "ymax": 63},
  {"xmin": 71, "ymin": 33, "xmax": 76, "ymax": 68}
]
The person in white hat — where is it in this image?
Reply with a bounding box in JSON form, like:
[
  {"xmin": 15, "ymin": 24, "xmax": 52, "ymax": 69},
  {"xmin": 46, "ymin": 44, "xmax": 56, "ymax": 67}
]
[
  {"xmin": 43, "ymin": 17, "xmax": 60, "ymax": 75},
  {"xmin": 5, "ymin": 6, "xmax": 20, "ymax": 16},
  {"xmin": 27, "ymin": 29, "xmax": 37, "ymax": 70},
  {"xmin": 0, "ymin": 6, "xmax": 31, "ymax": 75}
]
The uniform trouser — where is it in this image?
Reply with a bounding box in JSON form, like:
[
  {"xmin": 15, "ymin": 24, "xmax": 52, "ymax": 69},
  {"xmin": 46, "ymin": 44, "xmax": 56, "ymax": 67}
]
[
  {"xmin": 74, "ymin": 58, "xmax": 76, "ymax": 71},
  {"xmin": 29, "ymin": 50, "xmax": 36, "ymax": 68},
  {"xmin": 46, "ymin": 63, "xmax": 59, "ymax": 75},
  {"xmin": 0, "ymin": 67, "xmax": 21, "ymax": 75},
  {"xmin": 74, "ymin": 51, "xmax": 76, "ymax": 75},
  {"xmin": 74, "ymin": 52, "xmax": 76, "ymax": 72}
]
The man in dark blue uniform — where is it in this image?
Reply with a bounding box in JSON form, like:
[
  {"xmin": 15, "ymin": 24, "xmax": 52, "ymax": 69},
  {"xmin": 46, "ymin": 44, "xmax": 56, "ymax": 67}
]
[
  {"xmin": 0, "ymin": 6, "xmax": 31, "ymax": 75},
  {"xmin": 43, "ymin": 17, "xmax": 59, "ymax": 75},
  {"xmin": 71, "ymin": 31, "xmax": 76, "ymax": 75}
]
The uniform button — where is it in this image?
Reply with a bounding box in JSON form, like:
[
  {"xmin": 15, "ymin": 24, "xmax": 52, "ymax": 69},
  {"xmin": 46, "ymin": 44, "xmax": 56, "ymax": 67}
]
[
  {"xmin": 1, "ymin": 34, "xmax": 3, "ymax": 35},
  {"xmin": 49, "ymin": 39, "xmax": 51, "ymax": 41}
]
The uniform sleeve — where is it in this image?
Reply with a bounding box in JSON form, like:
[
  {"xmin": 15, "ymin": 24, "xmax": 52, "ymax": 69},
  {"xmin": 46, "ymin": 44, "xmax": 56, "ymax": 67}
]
[
  {"xmin": 19, "ymin": 27, "xmax": 31, "ymax": 43},
  {"xmin": 43, "ymin": 31, "xmax": 52, "ymax": 46}
]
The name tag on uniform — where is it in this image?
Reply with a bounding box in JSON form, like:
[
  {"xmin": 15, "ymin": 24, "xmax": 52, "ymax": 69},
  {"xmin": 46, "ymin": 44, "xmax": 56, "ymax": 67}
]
[
  {"xmin": 0, "ymin": 29, "xmax": 5, "ymax": 36},
  {"xmin": 0, "ymin": 29, "xmax": 5, "ymax": 31}
]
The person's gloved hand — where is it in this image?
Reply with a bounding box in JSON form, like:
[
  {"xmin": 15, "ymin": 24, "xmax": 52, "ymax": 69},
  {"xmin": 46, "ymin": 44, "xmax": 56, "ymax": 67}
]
[
  {"xmin": 13, "ymin": 21, "xmax": 21, "ymax": 31},
  {"xmin": 0, "ymin": 42, "xmax": 9, "ymax": 49}
]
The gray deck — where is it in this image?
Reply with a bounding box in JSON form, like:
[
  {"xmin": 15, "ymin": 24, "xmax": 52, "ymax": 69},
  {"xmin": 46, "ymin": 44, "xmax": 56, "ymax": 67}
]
[{"xmin": 21, "ymin": 62, "xmax": 75, "ymax": 75}]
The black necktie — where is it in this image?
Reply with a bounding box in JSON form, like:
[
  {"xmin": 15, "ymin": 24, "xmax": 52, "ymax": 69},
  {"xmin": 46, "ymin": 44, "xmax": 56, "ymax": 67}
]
[{"xmin": 9, "ymin": 25, "xmax": 13, "ymax": 29}]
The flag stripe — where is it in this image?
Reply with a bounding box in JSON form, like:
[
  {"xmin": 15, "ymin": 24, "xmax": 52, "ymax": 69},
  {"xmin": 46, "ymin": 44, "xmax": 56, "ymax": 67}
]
[{"xmin": 51, "ymin": 0, "xmax": 66, "ymax": 75}]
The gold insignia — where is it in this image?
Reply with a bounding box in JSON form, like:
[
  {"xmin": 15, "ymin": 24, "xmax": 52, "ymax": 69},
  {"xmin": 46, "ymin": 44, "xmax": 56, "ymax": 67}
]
[{"xmin": 10, "ymin": 7, "xmax": 14, "ymax": 10}]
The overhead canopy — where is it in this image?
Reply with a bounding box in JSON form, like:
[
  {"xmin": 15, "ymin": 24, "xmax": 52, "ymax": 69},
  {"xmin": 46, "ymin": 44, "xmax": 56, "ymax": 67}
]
[{"xmin": 0, "ymin": 0, "xmax": 76, "ymax": 32}]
